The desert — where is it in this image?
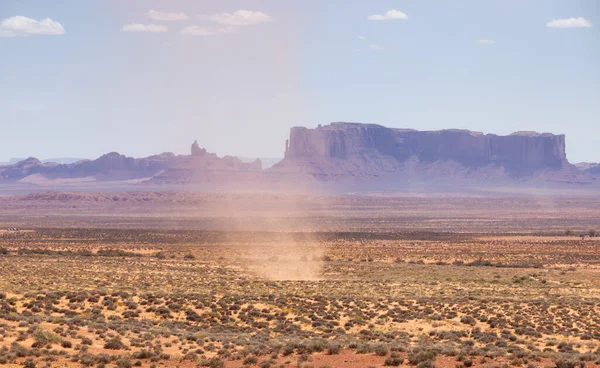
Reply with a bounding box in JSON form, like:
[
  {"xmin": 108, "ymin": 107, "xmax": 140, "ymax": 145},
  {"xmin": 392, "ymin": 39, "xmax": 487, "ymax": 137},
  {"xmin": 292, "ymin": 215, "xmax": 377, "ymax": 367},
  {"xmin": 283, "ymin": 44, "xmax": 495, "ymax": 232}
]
[
  {"xmin": 2, "ymin": 2, "xmax": 598, "ymax": 367},
  {"xmin": 0, "ymin": 192, "xmax": 599, "ymax": 368}
]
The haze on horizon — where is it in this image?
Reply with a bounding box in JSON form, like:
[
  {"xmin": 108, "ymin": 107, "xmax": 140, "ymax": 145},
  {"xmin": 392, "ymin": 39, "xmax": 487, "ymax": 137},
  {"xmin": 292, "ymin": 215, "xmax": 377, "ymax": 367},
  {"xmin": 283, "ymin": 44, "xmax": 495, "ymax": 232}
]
[{"xmin": 1, "ymin": 0, "xmax": 598, "ymax": 163}]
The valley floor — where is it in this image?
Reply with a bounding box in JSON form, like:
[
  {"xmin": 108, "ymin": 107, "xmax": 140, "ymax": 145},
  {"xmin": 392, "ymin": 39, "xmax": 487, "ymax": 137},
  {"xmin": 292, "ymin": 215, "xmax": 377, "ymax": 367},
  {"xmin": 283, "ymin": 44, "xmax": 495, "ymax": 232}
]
[{"xmin": 0, "ymin": 192, "xmax": 599, "ymax": 367}]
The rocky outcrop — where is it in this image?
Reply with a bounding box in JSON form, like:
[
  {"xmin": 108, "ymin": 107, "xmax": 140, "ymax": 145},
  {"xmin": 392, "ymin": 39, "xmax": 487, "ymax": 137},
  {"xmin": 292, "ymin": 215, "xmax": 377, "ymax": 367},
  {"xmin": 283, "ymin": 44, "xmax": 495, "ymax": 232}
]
[
  {"xmin": 274, "ymin": 122, "xmax": 574, "ymax": 179},
  {"xmin": 576, "ymin": 163, "xmax": 600, "ymax": 178},
  {"xmin": 0, "ymin": 141, "xmax": 261, "ymax": 184},
  {"xmin": 191, "ymin": 140, "xmax": 208, "ymax": 157}
]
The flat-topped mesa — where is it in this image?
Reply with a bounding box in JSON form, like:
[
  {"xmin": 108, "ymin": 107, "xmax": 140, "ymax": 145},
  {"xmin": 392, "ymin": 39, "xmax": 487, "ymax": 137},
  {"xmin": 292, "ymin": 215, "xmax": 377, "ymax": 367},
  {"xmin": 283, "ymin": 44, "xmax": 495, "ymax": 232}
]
[{"xmin": 283, "ymin": 122, "xmax": 568, "ymax": 175}]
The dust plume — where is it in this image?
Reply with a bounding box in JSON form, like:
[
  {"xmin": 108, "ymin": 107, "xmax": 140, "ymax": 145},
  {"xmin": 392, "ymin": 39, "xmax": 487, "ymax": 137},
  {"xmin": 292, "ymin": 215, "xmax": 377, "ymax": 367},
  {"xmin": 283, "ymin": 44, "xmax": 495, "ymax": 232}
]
[
  {"xmin": 218, "ymin": 189, "xmax": 330, "ymax": 281},
  {"xmin": 246, "ymin": 232, "xmax": 325, "ymax": 281}
]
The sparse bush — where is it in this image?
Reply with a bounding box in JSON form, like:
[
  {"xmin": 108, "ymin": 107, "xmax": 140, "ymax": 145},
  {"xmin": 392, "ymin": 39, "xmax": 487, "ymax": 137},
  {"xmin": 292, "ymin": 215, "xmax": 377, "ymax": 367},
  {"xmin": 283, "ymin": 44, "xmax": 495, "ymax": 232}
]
[
  {"xmin": 408, "ymin": 347, "xmax": 438, "ymax": 366},
  {"xmin": 460, "ymin": 315, "xmax": 476, "ymax": 326},
  {"xmin": 385, "ymin": 353, "xmax": 404, "ymax": 366},
  {"xmin": 104, "ymin": 337, "xmax": 126, "ymax": 350},
  {"xmin": 243, "ymin": 356, "xmax": 258, "ymax": 365},
  {"xmin": 374, "ymin": 344, "xmax": 389, "ymax": 357},
  {"xmin": 326, "ymin": 342, "xmax": 341, "ymax": 355},
  {"xmin": 116, "ymin": 358, "xmax": 132, "ymax": 368},
  {"xmin": 554, "ymin": 357, "xmax": 582, "ymax": 368},
  {"xmin": 154, "ymin": 252, "xmax": 167, "ymax": 259},
  {"xmin": 198, "ymin": 357, "xmax": 225, "ymax": 368},
  {"xmin": 32, "ymin": 328, "xmax": 61, "ymax": 347}
]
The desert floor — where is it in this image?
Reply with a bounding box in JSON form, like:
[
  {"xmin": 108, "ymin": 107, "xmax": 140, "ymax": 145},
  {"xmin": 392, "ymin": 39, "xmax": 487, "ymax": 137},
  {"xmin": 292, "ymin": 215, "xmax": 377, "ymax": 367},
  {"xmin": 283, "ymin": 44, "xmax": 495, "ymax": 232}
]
[{"xmin": 0, "ymin": 192, "xmax": 599, "ymax": 368}]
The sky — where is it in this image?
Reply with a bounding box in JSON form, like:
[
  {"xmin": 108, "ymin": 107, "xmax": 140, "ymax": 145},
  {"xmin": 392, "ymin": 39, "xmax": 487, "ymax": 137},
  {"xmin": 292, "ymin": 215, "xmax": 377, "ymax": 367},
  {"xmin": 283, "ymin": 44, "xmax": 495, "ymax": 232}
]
[{"xmin": 1, "ymin": 0, "xmax": 598, "ymax": 163}]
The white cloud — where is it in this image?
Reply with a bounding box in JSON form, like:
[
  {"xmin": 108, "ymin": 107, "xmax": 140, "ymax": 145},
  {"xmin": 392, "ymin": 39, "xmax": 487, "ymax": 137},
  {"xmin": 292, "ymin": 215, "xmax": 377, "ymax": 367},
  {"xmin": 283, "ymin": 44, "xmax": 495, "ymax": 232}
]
[
  {"xmin": 208, "ymin": 10, "xmax": 273, "ymax": 26},
  {"xmin": 478, "ymin": 39, "xmax": 496, "ymax": 45},
  {"xmin": 122, "ymin": 23, "xmax": 168, "ymax": 33},
  {"xmin": 145, "ymin": 9, "xmax": 189, "ymax": 21},
  {"xmin": 0, "ymin": 16, "xmax": 65, "ymax": 37},
  {"xmin": 358, "ymin": 35, "xmax": 366, "ymax": 40},
  {"xmin": 370, "ymin": 43, "xmax": 384, "ymax": 51},
  {"xmin": 181, "ymin": 26, "xmax": 234, "ymax": 36},
  {"xmin": 546, "ymin": 17, "xmax": 592, "ymax": 28},
  {"xmin": 368, "ymin": 10, "xmax": 408, "ymax": 21}
]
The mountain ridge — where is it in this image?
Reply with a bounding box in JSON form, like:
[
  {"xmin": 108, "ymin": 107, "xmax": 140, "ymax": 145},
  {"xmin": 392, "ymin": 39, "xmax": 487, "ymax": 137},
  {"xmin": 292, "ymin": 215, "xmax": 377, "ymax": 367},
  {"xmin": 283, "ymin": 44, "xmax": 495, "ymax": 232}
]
[{"xmin": 0, "ymin": 123, "xmax": 596, "ymax": 188}]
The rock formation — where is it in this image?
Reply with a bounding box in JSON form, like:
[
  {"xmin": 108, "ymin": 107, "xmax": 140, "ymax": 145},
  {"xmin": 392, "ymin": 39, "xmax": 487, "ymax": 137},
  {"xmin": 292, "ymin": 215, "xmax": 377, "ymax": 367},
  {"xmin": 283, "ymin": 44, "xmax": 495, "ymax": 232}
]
[
  {"xmin": 191, "ymin": 140, "xmax": 207, "ymax": 157},
  {"xmin": 575, "ymin": 163, "xmax": 600, "ymax": 178},
  {"xmin": 0, "ymin": 130, "xmax": 594, "ymax": 188},
  {"xmin": 0, "ymin": 141, "xmax": 261, "ymax": 184},
  {"xmin": 272, "ymin": 122, "xmax": 580, "ymax": 181}
]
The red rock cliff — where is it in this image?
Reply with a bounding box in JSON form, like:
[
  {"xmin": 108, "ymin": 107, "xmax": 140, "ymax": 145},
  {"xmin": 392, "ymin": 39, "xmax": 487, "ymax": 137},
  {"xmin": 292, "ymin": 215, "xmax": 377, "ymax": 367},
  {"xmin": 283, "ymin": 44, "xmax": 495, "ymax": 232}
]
[{"xmin": 281, "ymin": 122, "xmax": 568, "ymax": 176}]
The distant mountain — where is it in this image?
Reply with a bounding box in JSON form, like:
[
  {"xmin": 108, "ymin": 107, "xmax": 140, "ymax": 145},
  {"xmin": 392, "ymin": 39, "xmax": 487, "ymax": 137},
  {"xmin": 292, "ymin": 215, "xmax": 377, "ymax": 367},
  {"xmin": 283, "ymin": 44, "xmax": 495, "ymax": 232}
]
[
  {"xmin": 237, "ymin": 157, "xmax": 282, "ymax": 169},
  {"xmin": 575, "ymin": 162, "xmax": 600, "ymax": 178},
  {"xmin": 0, "ymin": 124, "xmax": 596, "ymax": 189},
  {"xmin": 43, "ymin": 157, "xmax": 85, "ymax": 164},
  {"xmin": 0, "ymin": 142, "xmax": 260, "ymax": 185},
  {"xmin": 1, "ymin": 157, "xmax": 84, "ymax": 166},
  {"xmin": 269, "ymin": 123, "xmax": 593, "ymax": 185}
]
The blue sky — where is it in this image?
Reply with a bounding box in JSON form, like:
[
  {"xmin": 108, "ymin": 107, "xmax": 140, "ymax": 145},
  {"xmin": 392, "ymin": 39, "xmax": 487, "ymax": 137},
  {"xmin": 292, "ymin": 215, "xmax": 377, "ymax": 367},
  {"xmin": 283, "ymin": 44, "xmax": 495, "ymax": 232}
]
[{"xmin": 1, "ymin": 1, "xmax": 598, "ymax": 162}]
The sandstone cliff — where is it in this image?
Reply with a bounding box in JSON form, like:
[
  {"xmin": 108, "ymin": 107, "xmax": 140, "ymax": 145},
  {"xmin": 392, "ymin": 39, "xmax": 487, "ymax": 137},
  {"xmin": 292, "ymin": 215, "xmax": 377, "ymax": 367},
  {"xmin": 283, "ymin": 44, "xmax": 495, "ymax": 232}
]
[{"xmin": 273, "ymin": 122, "xmax": 580, "ymax": 182}]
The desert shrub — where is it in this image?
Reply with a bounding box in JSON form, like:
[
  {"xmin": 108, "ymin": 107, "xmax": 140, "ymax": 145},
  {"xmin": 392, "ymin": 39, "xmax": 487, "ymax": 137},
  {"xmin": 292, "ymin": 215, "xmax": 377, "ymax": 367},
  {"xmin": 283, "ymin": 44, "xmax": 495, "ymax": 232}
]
[
  {"xmin": 183, "ymin": 254, "xmax": 196, "ymax": 260},
  {"xmin": 116, "ymin": 358, "xmax": 132, "ymax": 368},
  {"xmin": 416, "ymin": 361, "xmax": 435, "ymax": 368},
  {"xmin": 374, "ymin": 344, "xmax": 389, "ymax": 356},
  {"xmin": 243, "ymin": 356, "xmax": 258, "ymax": 365},
  {"xmin": 305, "ymin": 339, "xmax": 326, "ymax": 353},
  {"xmin": 385, "ymin": 353, "xmax": 404, "ymax": 366},
  {"xmin": 11, "ymin": 342, "xmax": 29, "ymax": 357},
  {"xmin": 466, "ymin": 259, "xmax": 493, "ymax": 267},
  {"xmin": 31, "ymin": 328, "xmax": 62, "ymax": 347},
  {"xmin": 0, "ymin": 247, "xmax": 8, "ymax": 255},
  {"xmin": 460, "ymin": 316, "xmax": 476, "ymax": 326},
  {"xmin": 259, "ymin": 359, "xmax": 275, "ymax": 368},
  {"xmin": 356, "ymin": 343, "xmax": 374, "ymax": 354},
  {"xmin": 554, "ymin": 357, "xmax": 583, "ymax": 368},
  {"xmin": 282, "ymin": 345, "xmax": 294, "ymax": 356},
  {"xmin": 198, "ymin": 357, "xmax": 225, "ymax": 368},
  {"xmin": 408, "ymin": 347, "xmax": 438, "ymax": 366},
  {"xmin": 132, "ymin": 350, "xmax": 155, "ymax": 359},
  {"xmin": 513, "ymin": 276, "xmax": 530, "ymax": 284},
  {"xmin": 104, "ymin": 337, "xmax": 126, "ymax": 350},
  {"xmin": 153, "ymin": 252, "xmax": 167, "ymax": 259},
  {"xmin": 23, "ymin": 359, "xmax": 36, "ymax": 368},
  {"xmin": 61, "ymin": 340, "xmax": 72, "ymax": 348},
  {"xmin": 326, "ymin": 342, "xmax": 341, "ymax": 355}
]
